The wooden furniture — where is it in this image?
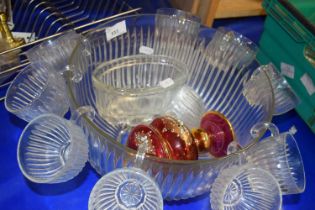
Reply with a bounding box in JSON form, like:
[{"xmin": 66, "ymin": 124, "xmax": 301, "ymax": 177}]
[{"xmin": 170, "ymin": 0, "xmax": 265, "ymax": 27}]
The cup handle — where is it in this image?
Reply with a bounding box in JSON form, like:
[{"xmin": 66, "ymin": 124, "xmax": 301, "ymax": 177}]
[
  {"xmin": 226, "ymin": 141, "xmax": 247, "ymax": 166},
  {"xmin": 63, "ymin": 36, "xmax": 91, "ymax": 82},
  {"xmin": 134, "ymin": 135, "xmax": 150, "ymax": 169},
  {"xmin": 71, "ymin": 105, "xmax": 95, "ymax": 125},
  {"xmin": 250, "ymin": 122, "xmax": 280, "ymax": 139}
]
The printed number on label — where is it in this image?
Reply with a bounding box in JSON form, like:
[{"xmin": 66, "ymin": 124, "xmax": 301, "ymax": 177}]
[{"xmin": 105, "ymin": 20, "xmax": 127, "ymax": 41}]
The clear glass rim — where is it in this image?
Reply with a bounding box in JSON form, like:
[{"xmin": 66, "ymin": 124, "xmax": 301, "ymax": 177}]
[
  {"xmin": 17, "ymin": 114, "xmax": 73, "ymax": 183},
  {"xmin": 156, "ymin": 8, "xmax": 201, "ymax": 24},
  {"xmin": 88, "ymin": 167, "xmax": 163, "ymax": 210},
  {"xmin": 215, "ymin": 27, "xmax": 259, "ymax": 54},
  {"xmin": 25, "ymin": 30, "xmax": 79, "ymax": 57},
  {"xmin": 4, "ymin": 64, "xmax": 50, "ymax": 114},
  {"xmin": 212, "ymin": 166, "xmax": 282, "ymax": 210},
  {"xmin": 67, "ymin": 14, "xmax": 275, "ymax": 165},
  {"xmin": 282, "ymin": 132, "xmax": 306, "ymax": 192},
  {"xmin": 92, "ymin": 54, "xmax": 188, "ymax": 96}
]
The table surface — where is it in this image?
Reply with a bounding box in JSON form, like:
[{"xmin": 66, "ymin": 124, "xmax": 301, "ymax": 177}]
[{"xmin": 1, "ymin": 11, "xmax": 315, "ymax": 210}]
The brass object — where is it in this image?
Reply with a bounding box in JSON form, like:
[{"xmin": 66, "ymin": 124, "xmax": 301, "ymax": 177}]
[
  {"xmin": 0, "ymin": 37, "xmax": 20, "ymax": 65},
  {"xmin": 0, "ymin": 12, "xmax": 25, "ymax": 48},
  {"xmin": 191, "ymin": 128, "xmax": 211, "ymax": 152}
]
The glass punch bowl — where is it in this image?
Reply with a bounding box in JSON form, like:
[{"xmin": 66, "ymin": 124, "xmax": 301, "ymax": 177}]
[{"xmin": 68, "ymin": 14, "xmax": 274, "ymax": 200}]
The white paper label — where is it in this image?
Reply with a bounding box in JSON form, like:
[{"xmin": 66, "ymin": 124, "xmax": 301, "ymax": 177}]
[
  {"xmin": 159, "ymin": 78, "xmax": 174, "ymax": 88},
  {"xmin": 12, "ymin": 32, "xmax": 36, "ymax": 42},
  {"xmin": 139, "ymin": 46, "xmax": 154, "ymax": 55},
  {"xmin": 105, "ymin": 20, "xmax": 127, "ymax": 41},
  {"xmin": 300, "ymin": 73, "xmax": 315, "ymax": 95},
  {"xmin": 281, "ymin": 62, "xmax": 295, "ymax": 79}
]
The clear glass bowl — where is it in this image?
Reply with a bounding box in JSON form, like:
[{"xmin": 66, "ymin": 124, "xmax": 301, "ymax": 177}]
[
  {"xmin": 210, "ymin": 165, "xmax": 282, "ymax": 210},
  {"xmin": 25, "ymin": 31, "xmax": 81, "ymax": 74},
  {"xmin": 247, "ymin": 122, "xmax": 305, "ymax": 195},
  {"xmin": 155, "ymin": 8, "xmax": 201, "ymax": 37},
  {"xmin": 92, "ymin": 55, "xmax": 187, "ymax": 126},
  {"xmin": 5, "ymin": 63, "xmax": 69, "ymax": 122},
  {"xmin": 258, "ymin": 64, "xmax": 300, "ymax": 115},
  {"xmin": 68, "ymin": 14, "xmax": 274, "ymax": 200},
  {"xmin": 89, "ymin": 167, "xmax": 163, "ymax": 210},
  {"xmin": 17, "ymin": 114, "xmax": 88, "ymax": 183}
]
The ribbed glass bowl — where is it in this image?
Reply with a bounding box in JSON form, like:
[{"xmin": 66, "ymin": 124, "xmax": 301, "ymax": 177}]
[
  {"xmin": 92, "ymin": 55, "xmax": 188, "ymax": 126},
  {"xmin": 68, "ymin": 14, "xmax": 274, "ymax": 200}
]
